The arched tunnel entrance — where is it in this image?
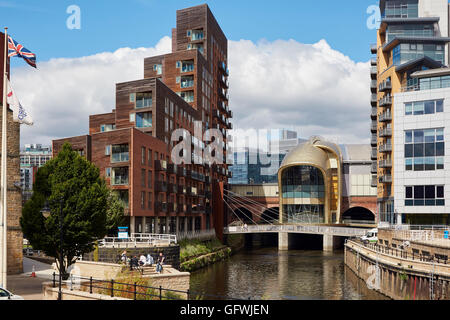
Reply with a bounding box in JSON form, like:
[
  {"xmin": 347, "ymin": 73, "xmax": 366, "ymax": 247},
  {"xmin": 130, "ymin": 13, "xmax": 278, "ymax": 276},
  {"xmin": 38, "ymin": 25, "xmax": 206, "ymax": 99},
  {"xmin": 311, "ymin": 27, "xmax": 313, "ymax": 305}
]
[
  {"xmin": 233, "ymin": 207, "xmax": 254, "ymax": 224},
  {"xmin": 261, "ymin": 207, "xmax": 279, "ymax": 223},
  {"xmin": 342, "ymin": 206, "xmax": 375, "ymax": 223}
]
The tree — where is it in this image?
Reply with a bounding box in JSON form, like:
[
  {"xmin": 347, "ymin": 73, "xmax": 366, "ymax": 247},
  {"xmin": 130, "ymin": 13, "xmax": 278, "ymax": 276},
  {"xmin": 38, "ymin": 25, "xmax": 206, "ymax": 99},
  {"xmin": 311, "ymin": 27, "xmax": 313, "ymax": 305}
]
[
  {"xmin": 20, "ymin": 142, "xmax": 109, "ymax": 278},
  {"xmin": 105, "ymin": 190, "xmax": 126, "ymax": 236}
]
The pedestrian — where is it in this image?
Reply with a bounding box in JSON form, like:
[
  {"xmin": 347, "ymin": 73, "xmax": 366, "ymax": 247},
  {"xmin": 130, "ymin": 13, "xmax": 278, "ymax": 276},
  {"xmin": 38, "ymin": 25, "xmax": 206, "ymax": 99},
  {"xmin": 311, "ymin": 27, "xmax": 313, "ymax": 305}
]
[
  {"xmin": 130, "ymin": 255, "xmax": 139, "ymax": 271},
  {"xmin": 121, "ymin": 250, "xmax": 127, "ymax": 264},
  {"xmin": 139, "ymin": 254, "xmax": 146, "ymax": 267},
  {"xmin": 156, "ymin": 252, "xmax": 165, "ymax": 273},
  {"xmin": 244, "ymin": 223, "xmax": 248, "ymax": 231},
  {"xmin": 146, "ymin": 253, "xmax": 154, "ymax": 266}
]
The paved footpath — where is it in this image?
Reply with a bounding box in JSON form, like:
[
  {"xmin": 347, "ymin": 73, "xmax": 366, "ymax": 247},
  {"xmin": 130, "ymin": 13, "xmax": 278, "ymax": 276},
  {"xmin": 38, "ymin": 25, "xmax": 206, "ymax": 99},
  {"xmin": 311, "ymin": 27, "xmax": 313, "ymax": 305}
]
[{"xmin": 7, "ymin": 257, "xmax": 55, "ymax": 300}]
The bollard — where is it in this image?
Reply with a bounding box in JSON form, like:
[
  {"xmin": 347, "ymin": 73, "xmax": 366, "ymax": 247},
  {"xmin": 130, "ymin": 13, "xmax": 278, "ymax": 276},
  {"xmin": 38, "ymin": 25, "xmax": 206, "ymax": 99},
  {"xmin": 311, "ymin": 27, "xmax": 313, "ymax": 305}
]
[
  {"xmin": 134, "ymin": 282, "xmax": 137, "ymax": 300},
  {"xmin": 90, "ymin": 276, "xmax": 93, "ymax": 294},
  {"xmin": 159, "ymin": 286, "xmax": 162, "ymax": 300},
  {"xmin": 53, "ymin": 272, "xmax": 56, "ymax": 288}
]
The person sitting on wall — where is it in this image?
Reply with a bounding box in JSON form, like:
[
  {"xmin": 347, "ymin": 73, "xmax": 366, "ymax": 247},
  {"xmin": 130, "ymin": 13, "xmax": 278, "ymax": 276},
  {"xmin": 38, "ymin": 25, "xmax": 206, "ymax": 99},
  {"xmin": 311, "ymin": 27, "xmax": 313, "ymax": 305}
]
[
  {"xmin": 121, "ymin": 250, "xmax": 127, "ymax": 264},
  {"xmin": 139, "ymin": 254, "xmax": 147, "ymax": 267},
  {"xmin": 130, "ymin": 255, "xmax": 139, "ymax": 271},
  {"xmin": 146, "ymin": 253, "xmax": 154, "ymax": 266}
]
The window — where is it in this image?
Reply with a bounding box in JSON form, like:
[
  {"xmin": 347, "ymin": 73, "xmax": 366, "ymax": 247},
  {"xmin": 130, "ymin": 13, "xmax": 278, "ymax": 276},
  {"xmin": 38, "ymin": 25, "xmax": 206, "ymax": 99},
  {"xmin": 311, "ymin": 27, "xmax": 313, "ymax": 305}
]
[
  {"xmin": 148, "ymin": 192, "xmax": 152, "ymax": 209},
  {"xmin": 141, "ymin": 191, "xmax": 145, "ymax": 209},
  {"xmin": 153, "ymin": 64, "xmax": 162, "ymax": 75},
  {"xmin": 111, "ymin": 167, "xmax": 129, "ymax": 185},
  {"xmin": 106, "ymin": 167, "xmax": 111, "ymax": 178},
  {"xmin": 404, "ymin": 128, "xmax": 444, "ymax": 171},
  {"xmin": 405, "ymin": 99, "xmax": 444, "ymax": 116},
  {"xmin": 129, "ymin": 93, "xmax": 135, "ymax": 103},
  {"xmin": 136, "ymin": 92, "xmax": 152, "ymax": 109},
  {"xmin": 136, "ymin": 112, "xmax": 152, "ymax": 128},
  {"xmin": 111, "ymin": 144, "xmax": 129, "ymax": 163},
  {"xmin": 141, "ymin": 147, "xmax": 146, "ymax": 165},
  {"xmin": 148, "ymin": 149, "xmax": 152, "ymax": 166},
  {"xmin": 129, "ymin": 113, "xmax": 135, "ymax": 122},
  {"xmin": 105, "ymin": 145, "xmax": 111, "ymax": 156},
  {"xmin": 148, "ymin": 170, "xmax": 152, "ymax": 188},
  {"xmin": 101, "ymin": 124, "xmax": 115, "ymax": 132},
  {"xmin": 141, "ymin": 169, "xmax": 146, "ymax": 187},
  {"xmin": 405, "ymin": 185, "xmax": 445, "ymax": 206}
]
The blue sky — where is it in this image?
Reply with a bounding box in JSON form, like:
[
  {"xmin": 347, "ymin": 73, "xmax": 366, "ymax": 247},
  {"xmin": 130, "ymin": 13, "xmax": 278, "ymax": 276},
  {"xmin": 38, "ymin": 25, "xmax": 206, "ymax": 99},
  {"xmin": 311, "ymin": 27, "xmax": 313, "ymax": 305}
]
[{"xmin": 1, "ymin": 0, "xmax": 378, "ymax": 66}]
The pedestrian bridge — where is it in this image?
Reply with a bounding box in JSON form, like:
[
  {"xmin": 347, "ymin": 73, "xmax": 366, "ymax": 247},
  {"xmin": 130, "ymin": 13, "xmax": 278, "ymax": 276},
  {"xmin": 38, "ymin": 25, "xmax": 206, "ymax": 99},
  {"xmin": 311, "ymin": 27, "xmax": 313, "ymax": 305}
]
[{"xmin": 223, "ymin": 224, "xmax": 372, "ymax": 251}]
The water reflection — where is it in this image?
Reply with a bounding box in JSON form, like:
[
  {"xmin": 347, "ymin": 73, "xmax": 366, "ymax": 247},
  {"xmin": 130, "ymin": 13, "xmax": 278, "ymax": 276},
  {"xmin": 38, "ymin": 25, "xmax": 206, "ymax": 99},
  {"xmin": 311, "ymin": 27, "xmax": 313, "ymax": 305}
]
[{"xmin": 189, "ymin": 247, "xmax": 389, "ymax": 300}]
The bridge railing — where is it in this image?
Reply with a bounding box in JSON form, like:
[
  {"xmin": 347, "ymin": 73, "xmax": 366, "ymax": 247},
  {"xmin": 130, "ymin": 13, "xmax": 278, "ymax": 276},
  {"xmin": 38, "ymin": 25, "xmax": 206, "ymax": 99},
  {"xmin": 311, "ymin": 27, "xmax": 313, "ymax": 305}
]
[
  {"xmin": 224, "ymin": 224, "xmax": 368, "ymax": 237},
  {"xmin": 100, "ymin": 233, "xmax": 177, "ymax": 248}
]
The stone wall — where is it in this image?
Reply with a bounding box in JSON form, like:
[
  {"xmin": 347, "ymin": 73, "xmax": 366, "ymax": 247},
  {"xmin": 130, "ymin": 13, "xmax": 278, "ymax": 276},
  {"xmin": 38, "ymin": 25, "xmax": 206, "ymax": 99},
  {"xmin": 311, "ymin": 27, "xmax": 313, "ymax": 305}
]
[
  {"xmin": 0, "ymin": 105, "xmax": 23, "ymax": 274},
  {"xmin": 83, "ymin": 244, "xmax": 180, "ymax": 269},
  {"xmin": 345, "ymin": 241, "xmax": 450, "ymax": 300}
]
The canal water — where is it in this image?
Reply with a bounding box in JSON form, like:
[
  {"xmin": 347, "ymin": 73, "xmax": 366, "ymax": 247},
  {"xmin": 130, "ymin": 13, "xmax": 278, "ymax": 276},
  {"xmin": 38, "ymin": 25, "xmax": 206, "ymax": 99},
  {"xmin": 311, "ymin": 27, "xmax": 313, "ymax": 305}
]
[{"xmin": 189, "ymin": 247, "xmax": 389, "ymax": 300}]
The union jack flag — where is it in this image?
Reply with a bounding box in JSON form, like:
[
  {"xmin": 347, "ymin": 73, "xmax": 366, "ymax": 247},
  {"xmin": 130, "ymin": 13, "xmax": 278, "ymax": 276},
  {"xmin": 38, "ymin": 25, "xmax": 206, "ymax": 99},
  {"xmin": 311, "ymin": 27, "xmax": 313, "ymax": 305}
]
[{"xmin": 8, "ymin": 36, "xmax": 37, "ymax": 68}]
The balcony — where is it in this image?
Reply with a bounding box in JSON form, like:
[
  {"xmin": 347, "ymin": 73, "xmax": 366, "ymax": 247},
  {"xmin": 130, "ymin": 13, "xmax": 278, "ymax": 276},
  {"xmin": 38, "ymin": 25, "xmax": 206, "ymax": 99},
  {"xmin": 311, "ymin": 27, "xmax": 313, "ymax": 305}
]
[
  {"xmin": 371, "ymin": 161, "xmax": 377, "ymax": 174},
  {"xmin": 379, "ymin": 95, "xmax": 392, "ymax": 107},
  {"xmin": 379, "ymin": 80, "xmax": 392, "ymax": 92},
  {"xmin": 219, "ymin": 88, "xmax": 229, "ymax": 101},
  {"xmin": 370, "ymin": 135, "xmax": 377, "ymax": 146},
  {"xmin": 181, "ymin": 76, "xmax": 194, "ymax": 89},
  {"xmin": 155, "ymin": 181, "xmax": 167, "ymax": 193},
  {"xmin": 178, "ymin": 185, "xmax": 186, "ymax": 195},
  {"xmin": 191, "ymin": 30, "xmax": 204, "ymax": 41},
  {"xmin": 167, "ymin": 164, "xmax": 178, "ymax": 175},
  {"xmin": 379, "ymin": 143, "xmax": 392, "ymax": 153},
  {"xmin": 111, "ymin": 167, "xmax": 129, "ymax": 186},
  {"xmin": 379, "ymin": 111, "xmax": 392, "ymax": 122},
  {"xmin": 370, "ymin": 58, "xmax": 377, "ymax": 66},
  {"xmin": 379, "ymin": 159, "xmax": 392, "ymax": 168},
  {"xmin": 371, "ymin": 175, "xmax": 378, "ymax": 188},
  {"xmin": 370, "ymin": 66, "xmax": 377, "ymax": 79},
  {"xmin": 371, "ymin": 94, "xmax": 377, "ymax": 106},
  {"xmin": 370, "ymin": 44, "xmax": 377, "ymax": 54},
  {"xmin": 219, "ymin": 61, "xmax": 229, "ymax": 76},
  {"xmin": 370, "ymin": 121, "xmax": 377, "ymax": 133},
  {"xmin": 111, "ymin": 146, "xmax": 129, "ymax": 163},
  {"xmin": 181, "ymin": 62, "xmax": 194, "ymax": 73},
  {"xmin": 220, "ymin": 74, "xmax": 229, "ymax": 88},
  {"xmin": 371, "ymin": 108, "xmax": 377, "ymax": 120},
  {"xmin": 371, "ymin": 148, "xmax": 377, "ymax": 160},
  {"xmin": 379, "ymin": 127, "xmax": 392, "ymax": 137},
  {"xmin": 168, "ymin": 183, "xmax": 177, "ymax": 194},
  {"xmin": 380, "ymin": 174, "xmax": 392, "ymax": 184},
  {"xmin": 154, "ymin": 160, "xmax": 167, "ymax": 171},
  {"xmin": 156, "ymin": 202, "xmax": 168, "ymax": 214},
  {"xmin": 370, "ymin": 80, "xmax": 377, "ymax": 93}
]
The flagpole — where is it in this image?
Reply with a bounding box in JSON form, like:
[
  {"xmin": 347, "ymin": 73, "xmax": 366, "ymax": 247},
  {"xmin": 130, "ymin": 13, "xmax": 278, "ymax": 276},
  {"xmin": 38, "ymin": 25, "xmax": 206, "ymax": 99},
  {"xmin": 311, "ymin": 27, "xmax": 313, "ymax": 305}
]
[{"xmin": 1, "ymin": 27, "xmax": 8, "ymax": 289}]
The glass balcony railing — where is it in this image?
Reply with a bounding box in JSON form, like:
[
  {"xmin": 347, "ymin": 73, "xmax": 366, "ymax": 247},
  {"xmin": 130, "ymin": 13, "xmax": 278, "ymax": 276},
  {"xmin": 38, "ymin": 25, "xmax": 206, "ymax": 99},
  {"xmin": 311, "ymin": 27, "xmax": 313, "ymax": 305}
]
[
  {"xmin": 181, "ymin": 63, "xmax": 194, "ymax": 73},
  {"xmin": 181, "ymin": 80, "xmax": 194, "ymax": 88}
]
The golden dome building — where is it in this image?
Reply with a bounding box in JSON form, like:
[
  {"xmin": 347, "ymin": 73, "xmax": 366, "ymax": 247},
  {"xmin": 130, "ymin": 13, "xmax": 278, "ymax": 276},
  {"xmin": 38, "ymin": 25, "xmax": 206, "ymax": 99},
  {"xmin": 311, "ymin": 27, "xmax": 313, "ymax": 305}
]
[{"xmin": 278, "ymin": 136, "xmax": 343, "ymax": 225}]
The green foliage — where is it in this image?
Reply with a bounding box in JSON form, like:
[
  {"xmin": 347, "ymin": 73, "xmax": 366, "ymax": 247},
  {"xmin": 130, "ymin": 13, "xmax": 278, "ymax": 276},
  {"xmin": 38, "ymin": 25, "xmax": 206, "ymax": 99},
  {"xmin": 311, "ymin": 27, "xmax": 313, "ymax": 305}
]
[
  {"xmin": 180, "ymin": 247, "xmax": 232, "ymax": 272},
  {"xmin": 20, "ymin": 142, "xmax": 109, "ymax": 277},
  {"xmin": 105, "ymin": 190, "xmax": 126, "ymax": 236},
  {"xmin": 179, "ymin": 237, "xmax": 224, "ymax": 263}
]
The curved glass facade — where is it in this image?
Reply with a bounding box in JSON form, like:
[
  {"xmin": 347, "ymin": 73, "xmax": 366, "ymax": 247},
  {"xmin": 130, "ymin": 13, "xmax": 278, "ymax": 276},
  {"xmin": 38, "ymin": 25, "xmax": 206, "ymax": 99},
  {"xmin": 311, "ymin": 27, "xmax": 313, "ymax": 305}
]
[{"xmin": 281, "ymin": 165, "xmax": 325, "ymax": 224}]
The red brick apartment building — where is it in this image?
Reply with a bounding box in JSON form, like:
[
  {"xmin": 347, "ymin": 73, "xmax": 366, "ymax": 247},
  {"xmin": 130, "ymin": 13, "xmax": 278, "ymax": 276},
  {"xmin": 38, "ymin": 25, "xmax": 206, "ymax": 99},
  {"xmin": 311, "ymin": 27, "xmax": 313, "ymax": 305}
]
[{"xmin": 53, "ymin": 4, "xmax": 232, "ymax": 236}]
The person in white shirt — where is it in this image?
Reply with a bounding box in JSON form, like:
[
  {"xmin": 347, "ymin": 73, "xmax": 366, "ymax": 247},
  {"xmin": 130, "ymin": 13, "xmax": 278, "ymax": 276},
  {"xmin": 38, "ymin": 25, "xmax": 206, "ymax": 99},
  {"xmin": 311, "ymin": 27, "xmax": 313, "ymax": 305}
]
[
  {"xmin": 139, "ymin": 255, "xmax": 147, "ymax": 266},
  {"xmin": 146, "ymin": 254, "xmax": 154, "ymax": 266}
]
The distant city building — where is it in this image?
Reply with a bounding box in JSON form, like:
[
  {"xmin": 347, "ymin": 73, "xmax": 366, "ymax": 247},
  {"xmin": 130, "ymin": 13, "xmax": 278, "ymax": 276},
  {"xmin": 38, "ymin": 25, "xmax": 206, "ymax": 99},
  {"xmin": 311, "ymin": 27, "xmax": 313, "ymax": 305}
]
[
  {"xmin": 372, "ymin": 0, "xmax": 450, "ymax": 225},
  {"xmin": 20, "ymin": 144, "xmax": 52, "ymax": 203},
  {"xmin": 230, "ymin": 130, "xmax": 305, "ymax": 185}
]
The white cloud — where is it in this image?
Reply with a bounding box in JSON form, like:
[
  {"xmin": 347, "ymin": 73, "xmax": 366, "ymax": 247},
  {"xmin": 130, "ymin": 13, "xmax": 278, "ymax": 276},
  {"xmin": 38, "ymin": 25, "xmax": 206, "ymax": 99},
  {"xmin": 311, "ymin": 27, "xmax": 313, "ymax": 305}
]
[
  {"xmin": 13, "ymin": 36, "xmax": 171, "ymax": 146},
  {"xmin": 228, "ymin": 38, "xmax": 370, "ymax": 145},
  {"xmin": 11, "ymin": 36, "xmax": 370, "ymax": 147}
]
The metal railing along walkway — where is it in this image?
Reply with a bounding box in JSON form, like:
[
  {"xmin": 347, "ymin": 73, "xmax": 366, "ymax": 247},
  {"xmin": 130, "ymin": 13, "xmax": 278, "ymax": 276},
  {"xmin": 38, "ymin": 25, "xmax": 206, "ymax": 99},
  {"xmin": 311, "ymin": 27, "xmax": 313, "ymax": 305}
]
[
  {"xmin": 224, "ymin": 224, "xmax": 368, "ymax": 237},
  {"xmin": 100, "ymin": 233, "xmax": 177, "ymax": 248}
]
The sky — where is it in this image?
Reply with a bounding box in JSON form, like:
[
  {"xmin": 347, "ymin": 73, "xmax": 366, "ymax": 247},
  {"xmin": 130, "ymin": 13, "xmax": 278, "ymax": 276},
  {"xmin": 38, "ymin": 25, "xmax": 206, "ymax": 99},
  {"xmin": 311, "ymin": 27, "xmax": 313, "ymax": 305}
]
[{"xmin": 0, "ymin": 0, "xmax": 380, "ymax": 146}]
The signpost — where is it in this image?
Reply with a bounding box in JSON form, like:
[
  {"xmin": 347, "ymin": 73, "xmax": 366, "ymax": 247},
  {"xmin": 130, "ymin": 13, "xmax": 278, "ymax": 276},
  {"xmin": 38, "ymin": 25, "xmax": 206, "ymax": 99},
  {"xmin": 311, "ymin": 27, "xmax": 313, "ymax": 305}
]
[{"xmin": 118, "ymin": 227, "xmax": 128, "ymax": 240}]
